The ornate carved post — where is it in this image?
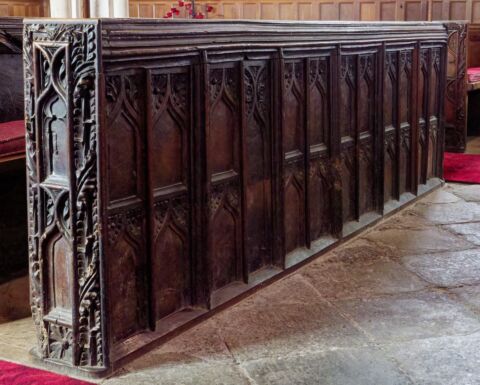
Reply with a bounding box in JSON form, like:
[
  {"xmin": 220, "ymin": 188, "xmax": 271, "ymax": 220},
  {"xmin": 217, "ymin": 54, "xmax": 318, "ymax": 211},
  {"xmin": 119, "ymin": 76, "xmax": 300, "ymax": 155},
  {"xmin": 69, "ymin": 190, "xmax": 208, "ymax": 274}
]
[{"xmin": 24, "ymin": 22, "xmax": 106, "ymax": 373}]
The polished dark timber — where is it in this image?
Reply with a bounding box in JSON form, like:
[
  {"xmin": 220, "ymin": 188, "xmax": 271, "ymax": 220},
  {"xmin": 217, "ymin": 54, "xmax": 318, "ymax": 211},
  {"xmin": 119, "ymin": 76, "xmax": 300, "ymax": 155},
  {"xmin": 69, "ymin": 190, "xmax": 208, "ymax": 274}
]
[
  {"xmin": 0, "ymin": 17, "xmax": 27, "ymax": 283},
  {"xmin": 23, "ymin": 19, "xmax": 447, "ymax": 376}
]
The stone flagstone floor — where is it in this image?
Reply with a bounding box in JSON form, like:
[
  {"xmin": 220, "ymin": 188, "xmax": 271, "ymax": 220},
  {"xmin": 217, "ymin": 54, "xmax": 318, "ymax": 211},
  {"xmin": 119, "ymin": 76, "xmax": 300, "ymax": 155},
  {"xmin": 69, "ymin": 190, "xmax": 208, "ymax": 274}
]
[{"xmin": 2, "ymin": 183, "xmax": 480, "ymax": 384}]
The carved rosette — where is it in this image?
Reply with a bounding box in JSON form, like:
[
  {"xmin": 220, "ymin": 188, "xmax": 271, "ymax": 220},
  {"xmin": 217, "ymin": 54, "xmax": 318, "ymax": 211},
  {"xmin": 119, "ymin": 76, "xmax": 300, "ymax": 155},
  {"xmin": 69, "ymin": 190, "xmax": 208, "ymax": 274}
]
[{"xmin": 24, "ymin": 22, "xmax": 104, "ymax": 369}]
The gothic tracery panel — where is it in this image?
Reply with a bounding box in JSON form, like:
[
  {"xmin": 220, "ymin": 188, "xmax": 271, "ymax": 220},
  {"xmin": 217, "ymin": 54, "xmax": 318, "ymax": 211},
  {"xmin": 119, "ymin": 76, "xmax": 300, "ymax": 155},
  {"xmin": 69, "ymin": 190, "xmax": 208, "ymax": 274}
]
[
  {"xmin": 207, "ymin": 65, "xmax": 243, "ymax": 290},
  {"xmin": 384, "ymin": 50, "xmax": 397, "ymax": 203},
  {"xmin": 358, "ymin": 54, "xmax": 376, "ymax": 216},
  {"xmin": 105, "ymin": 71, "xmax": 148, "ymax": 342},
  {"xmin": 339, "ymin": 55, "xmax": 357, "ymax": 223},
  {"xmin": 283, "ymin": 60, "xmax": 307, "ymax": 254},
  {"xmin": 308, "ymin": 56, "xmax": 334, "ymax": 240},
  {"xmin": 150, "ymin": 69, "xmax": 192, "ymax": 320},
  {"xmin": 244, "ymin": 62, "xmax": 273, "ymax": 272}
]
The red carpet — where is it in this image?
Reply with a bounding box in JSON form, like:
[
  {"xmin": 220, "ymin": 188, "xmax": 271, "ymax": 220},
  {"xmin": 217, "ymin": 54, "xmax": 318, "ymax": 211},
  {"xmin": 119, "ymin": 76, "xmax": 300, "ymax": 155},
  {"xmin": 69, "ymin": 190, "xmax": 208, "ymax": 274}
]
[
  {"xmin": 444, "ymin": 152, "xmax": 480, "ymax": 184},
  {"xmin": 0, "ymin": 360, "xmax": 93, "ymax": 385}
]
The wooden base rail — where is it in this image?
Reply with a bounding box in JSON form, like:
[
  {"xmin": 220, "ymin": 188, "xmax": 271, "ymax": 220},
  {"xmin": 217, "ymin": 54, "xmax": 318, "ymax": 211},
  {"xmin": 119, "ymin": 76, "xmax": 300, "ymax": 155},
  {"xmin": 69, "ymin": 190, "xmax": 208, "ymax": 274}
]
[{"xmin": 23, "ymin": 19, "xmax": 447, "ymax": 376}]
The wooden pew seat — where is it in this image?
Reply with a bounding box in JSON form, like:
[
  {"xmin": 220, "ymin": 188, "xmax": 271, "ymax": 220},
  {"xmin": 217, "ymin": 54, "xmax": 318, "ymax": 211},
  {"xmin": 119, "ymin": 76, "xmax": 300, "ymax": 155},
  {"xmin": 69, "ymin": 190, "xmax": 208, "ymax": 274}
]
[{"xmin": 0, "ymin": 120, "xmax": 24, "ymax": 162}]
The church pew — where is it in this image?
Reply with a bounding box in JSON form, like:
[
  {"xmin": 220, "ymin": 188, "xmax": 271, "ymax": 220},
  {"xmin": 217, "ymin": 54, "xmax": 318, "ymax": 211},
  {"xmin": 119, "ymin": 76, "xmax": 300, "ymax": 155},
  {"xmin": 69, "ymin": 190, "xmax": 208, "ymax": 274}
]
[
  {"xmin": 23, "ymin": 19, "xmax": 447, "ymax": 377},
  {"xmin": 0, "ymin": 17, "xmax": 27, "ymax": 284},
  {"xmin": 467, "ymin": 24, "xmax": 480, "ymax": 136},
  {"xmin": 444, "ymin": 22, "xmax": 480, "ymax": 151}
]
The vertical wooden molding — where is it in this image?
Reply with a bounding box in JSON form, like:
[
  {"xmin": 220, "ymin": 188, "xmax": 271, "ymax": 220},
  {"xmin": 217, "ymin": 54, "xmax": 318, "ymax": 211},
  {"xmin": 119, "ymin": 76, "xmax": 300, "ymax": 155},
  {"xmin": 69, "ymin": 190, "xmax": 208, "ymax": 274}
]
[{"xmin": 411, "ymin": 42, "xmax": 420, "ymax": 195}]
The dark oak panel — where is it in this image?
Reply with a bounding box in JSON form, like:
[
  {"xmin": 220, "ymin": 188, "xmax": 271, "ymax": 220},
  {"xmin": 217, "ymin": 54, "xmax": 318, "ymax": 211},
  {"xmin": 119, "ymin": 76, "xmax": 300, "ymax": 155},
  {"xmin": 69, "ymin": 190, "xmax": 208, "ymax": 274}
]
[
  {"xmin": 148, "ymin": 68, "xmax": 193, "ymax": 321},
  {"xmin": 384, "ymin": 47, "xmax": 415, "ymax": 204},
  {"xmin": 207, "ymin": 64, "xmax": 243, "ymax": 290},
  {"xmin": 244, "ymin": 61, "xmax": 273, "ymax": 273}
]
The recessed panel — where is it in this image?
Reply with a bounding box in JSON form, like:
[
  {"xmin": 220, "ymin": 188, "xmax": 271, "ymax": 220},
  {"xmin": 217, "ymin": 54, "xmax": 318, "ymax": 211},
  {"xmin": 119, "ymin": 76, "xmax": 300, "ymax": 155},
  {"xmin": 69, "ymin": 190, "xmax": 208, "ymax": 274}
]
[
  {"xmin": 138, "ymin": 4, "xmax": 154, "ymax": 17},
  {"xmin": 261, "ymin": 2, "xmax": 279, "ymax": 19},
  {"xmin": 279, "ymin": 2, "xmax": 296, "ymax": 19},
  {"xmin": 473, "ymin": 1, "xmax": 480, "ymax": 22},
  {"xmin": 320, "ymin": 2, "xmax": 338, "ymax": 19},
  {"xmin": 244, "ymin": 3, "xmax": 259, "ymax": 18},
  {"xmin": 405, "ymin": 1, "xmax": 423, "ymax": 20},
  {"xmin": 449, "ymin": 1, "xmax": 466, "ymax": 19},
  {"xmin": 339, "ymin": 2, "xmax": 354, "ymax": 19},
  {"xmin": 298, "ymin": 2, "xmax": 314, "ymax": 19},
  {"xmin": 223, "ymin": 3, "xmax": 241, "ymax": 18},
  {"xmin": 431, "ymin": 1, "xmax": 443, "ymax": 19},
  {"xmin": 380, "ymin": 1, "xmax": 396, "ymax": 20},
  {"xmin": 360, "ymin": 2, "xmax": 376, "ymax": 20}
]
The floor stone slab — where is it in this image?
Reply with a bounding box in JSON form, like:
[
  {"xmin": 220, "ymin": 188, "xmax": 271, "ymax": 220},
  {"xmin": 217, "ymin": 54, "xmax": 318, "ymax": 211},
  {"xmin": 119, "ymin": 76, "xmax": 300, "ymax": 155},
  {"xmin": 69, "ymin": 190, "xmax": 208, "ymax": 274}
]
[
  {"xmin": 361, "ymin": 226, "xmax": 474, "ymax": 257},
  {"xmin": 121, "ymin": 319, "xmax": 236, "ymax": 368},
  {"xmin": 445, "ymin": 183, "xmax": 480, "ymax": 202},
  {"xmin": 451, "ymin": 285, "xmax": 480, "ymax": 314},
  {"xmin": 416, "ymin": 189, "xmax": 462, "ymax": 204},
  {"xmin": 213, "ymin": 275, "xmax": 368, "ymax": 362},
  {"xmin": 326, "ymin": 238, "xmax": 397, "ymax": 264},
  {"xmin": 443, "ymin": 222, "xmax": 480, "ymax": 246},
  {"xmin": 0, "ymin": 342, "xmax": 36, "ymax": 366},
  {"xmin": 383, "ymin": 333, "xmax": 480, "ymax": 385},
  {"xmin": 336, "ymin": 291, "xmax": 480, "ymax": 343},
  {"xmin": 411, "ymin": 201, "xmax": 480, "ymax": 224},
  {"xmin": 302, "ymin": 241, "xmax": 429, "ymax": 299},
  {"xmin": 401, "ymin": 249, "xmax": 480, "ymax": 287},
  {"xmin": 242, "ymin": 347, "xmax": 414, "ymax": 385},
  {"xmin": 0, "ymin": 318, "xmax": 36, "ymax": 351},
  {"xmin": 374, "ymin": 210, "xmax": 435, "ymax": 231},
  {"xmin": 104, "ymin": 362, "xmax": 251, "ymax": 385}
]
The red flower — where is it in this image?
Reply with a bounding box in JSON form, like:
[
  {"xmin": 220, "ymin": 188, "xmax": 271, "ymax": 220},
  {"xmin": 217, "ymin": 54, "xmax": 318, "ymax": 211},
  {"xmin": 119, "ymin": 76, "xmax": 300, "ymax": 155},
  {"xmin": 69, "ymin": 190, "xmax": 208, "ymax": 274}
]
[
  {"xmin": 185, "ymin": 3, "xmax": 191, "ymax": 9},
  {"xmin": 171, "ymin": 7, "xmax": 180, "ymax": 14},
  {"xmin": 178, "ymin": 0, "xmax": 184, "ymax": 6},
  {"xmin": 165, "ymin": 11, "xmax": 172, "ymax": 17},
  {"xmin": 195, "ymin": 12, "xmax": 204, "ymax": 18},
  {"xmin": 206, "ymin": 5, "xmax": 214, "ymax": 12}
]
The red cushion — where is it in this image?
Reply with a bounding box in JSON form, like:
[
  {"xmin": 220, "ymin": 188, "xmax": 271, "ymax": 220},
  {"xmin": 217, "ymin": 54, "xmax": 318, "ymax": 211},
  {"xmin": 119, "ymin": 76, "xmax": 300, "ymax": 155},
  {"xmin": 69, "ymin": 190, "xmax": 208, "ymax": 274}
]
[
  {"xmin": 468, "ymin": 67, "xmax": 480, "ymax": 74},
  {"xmin": 468, "ymin": 67, "xmax": 480, "ymax": 83},
  {"xmin": 0, "ymin": 120, "xmax": 25, "ymax": 159}
]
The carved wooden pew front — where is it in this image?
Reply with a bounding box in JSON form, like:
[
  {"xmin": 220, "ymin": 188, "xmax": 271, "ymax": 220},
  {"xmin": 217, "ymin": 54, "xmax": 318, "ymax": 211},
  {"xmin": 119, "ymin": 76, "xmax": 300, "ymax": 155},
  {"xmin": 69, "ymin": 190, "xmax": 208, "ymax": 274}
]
[
  {"xmin": 23, "ymin": 19, "xmax": 447, "ymax": 376},
  {"xmin": 0, "ymin": 17, "xmax": 27, "ymax": 283}
]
